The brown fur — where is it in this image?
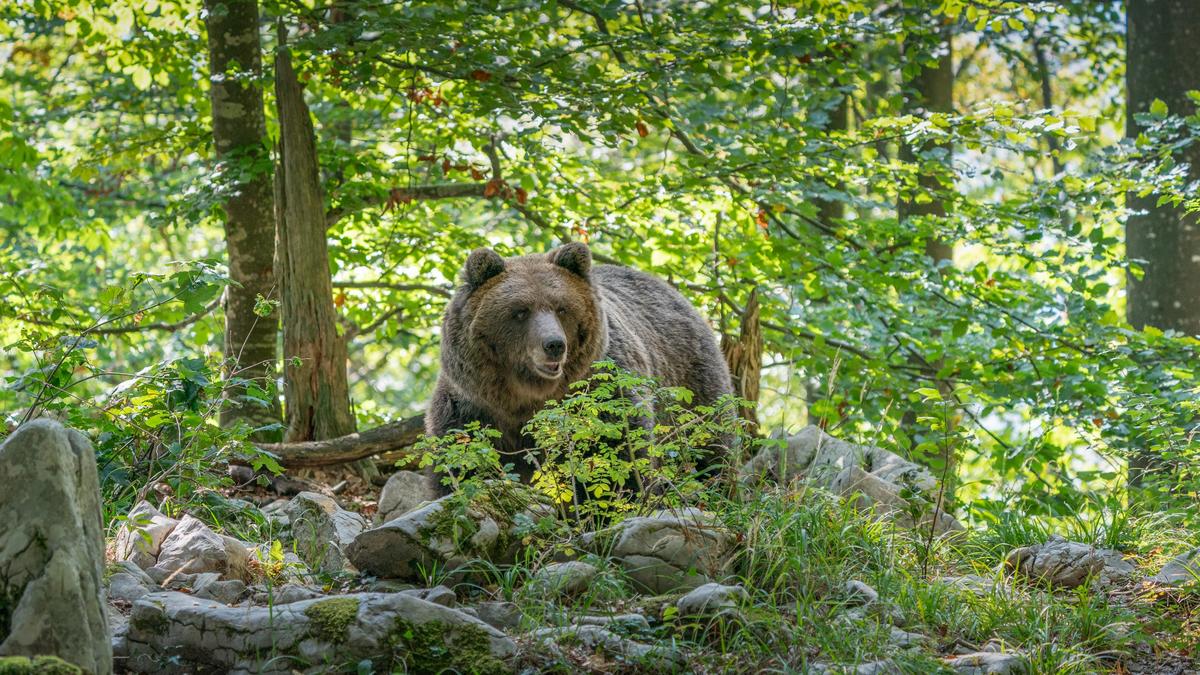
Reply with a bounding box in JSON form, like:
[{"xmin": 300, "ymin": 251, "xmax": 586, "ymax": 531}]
[{"xmin": 427, "ymin": 243, "xmax": 734, "ymax": 480}]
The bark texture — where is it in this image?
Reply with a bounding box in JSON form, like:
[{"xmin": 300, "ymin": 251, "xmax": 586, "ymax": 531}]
[
  {"xmin": 203, "ymin": 0, "xmax": 281, "ymax": 431},
  {"xmin": 1126, "ymin": 2, "xmax": 1200, "ymax": 335},
  {"xmin": 1125, "ymin": 0, "xmax": 1200, "ymax": 484},
  {"xmin": 900, "ymin": 28, "xmax": 954, "ymax": 263},
  {"xmin": 274, "ymin": 41, "xmax": 356, "ymax": 442}
]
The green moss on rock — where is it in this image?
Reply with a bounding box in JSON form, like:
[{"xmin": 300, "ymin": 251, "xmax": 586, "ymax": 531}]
[
  {"xmin": 0, "ymin": 655, "xmax": 84, "ymax": 674},
  {"xmin": 130, "ymin": 608, "xmax": 170, "ymax": 636},
  {"xmin": 390, "ymin": 617, "xmax": 508, "ymax": 674},
  {"xmin": 304, "ymin": 596, "xmax": 360, "ymax": 643}
]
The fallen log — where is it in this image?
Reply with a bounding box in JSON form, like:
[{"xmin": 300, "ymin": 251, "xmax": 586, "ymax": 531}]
[{"xmin": 256, "ymin": 414, "xmax": 425, "ymax": 468}]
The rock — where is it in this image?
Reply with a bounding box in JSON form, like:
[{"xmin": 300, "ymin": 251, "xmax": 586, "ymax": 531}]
[
  {"xmin": 273, "ymin": 583, "xmax": 324, "ymax": 605},
  {"xmin": 193, "ymin": 575, "xmax": 247, "ymax": 605},
  {"xmin": 887, "ymin": 626, "xmax": 929, "ymax": 648},
  {"xmin": 109, "ymin": 571, "xmax": 157, "ymax": 603},
  {"xmin": 400, "ymin": 585, "xmax": 456, "ymax": 607},
  {"xmin": 739, "ymin": 425, "xmax": 963, "ymax": 534},
  {"xmin": 529, "ymin": 624, "xmax": 680, "ymax": 669},
  {"xmin": 0, "ymin": 656, "xmax": 87, "ymax": 673},
  {"xmin": 844, "ymin": 580, "xmax": 880, "ymax": 606},
  {"xmin": 376, "ymin": 470, "xmax": 439, "ymax": 524},
  {"xmin": 285, "ymin": 491, "xmax": 368, "ymax": 574},
  {"xmin": 604, "ymin": 508, "xmax": 734, "ymax": 594},
  {"xmin": 944, "ymin": 652, "xmax": 1029, "ymax": 674},
  {"xmin": 1004, "ymin": 536, "xmax": 1134, "ymax": 588},
  {"xmin": 146, "ymin": 515, "xmax": 251, "ymax": 584},
  {"xmin": 0, "ymin": 420, "xmax": 112, "ymax": 674},
  {"xmin": 575, "ymin": 613, "xmax": 651, "ymax": 631},
  {"xmin": 260, "ymin": 499, "xmax": 291, "ymax": 527},
  {"xmin": 528, "ymin": 561, "xmax": 599, "ymax": 597},
  {"xmin": 348, "ymin": 485, "xmax": 546, "ymax": 580},
  {"xmin": 113, "ymin": 501, "xmax": 179, "ymax": 570},
  {"xmin": 474, "ymin": 601, "xmax": 522, "ymax": 630},
  {"xmin": 1150, "ymin": 547, "xmax": 1200, "ymax": 586},
  {"xmin": 936, "ymin": 575, "xmax": 1002, "ymax": 596},
  {"xmin": 125, "ymin": 591, "xmax": 515, "ymax": 673},
  {"xmin": 675, "ymin": 582, "xmax": 747, "ymax": 617}
]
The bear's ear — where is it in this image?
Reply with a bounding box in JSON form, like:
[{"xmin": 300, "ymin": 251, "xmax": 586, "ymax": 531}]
[
  {"xmin": 548, "ymin": 241, "xmax": 591, "ymax": 279},
  {"xmin": 463, "ymin": 248, "xmax": 505, "ymax": 286}
]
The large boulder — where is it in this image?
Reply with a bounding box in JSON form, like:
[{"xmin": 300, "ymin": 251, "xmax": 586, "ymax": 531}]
[
  {"xmin": 285, "ymin": 492, "xmax": 367, "ymax": 574},
  {"xmin": 349, "ymin": 484, "xmax": 549, "ymax": 580},
  {"xmin": 376, "ymin": 470, "xmax": 439, "ymax": 524},
  {"xmin": 605, "ymin": 508, "xmax": 734, "ymax": 594},
  {"xmin": 740, "ymin": 425, "xmax": 963, "ymax": 534},
  {"xmin": 113, "ymin": 501, "xmax": 179, "ymax": 570},
  {"xmin": 145, "ymin": 515, "xmax": 251, "ymax": 584},
  {"xmin": 124, "ymin": 591, "xmax": 514, "ymax": 674},
  {"xmin": 1004, "ymin": 536, "xmax": 1134, "ymax": 589},
  {"xmin": 0, "ymin": 420, "xmax": 112, "ymax": 674}
]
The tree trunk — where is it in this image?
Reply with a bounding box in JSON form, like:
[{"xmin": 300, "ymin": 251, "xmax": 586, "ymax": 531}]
[
  {"xmin": 1125, "ymin": 0, "xmax": 1200, "ymax": 484},
  {"xmin": 899, "ymin": 26, "xmax": 958, "ymax": 509},
  {"xmin": 274, "ymin": 37, "xmax": 356, "ymax": 443},
  {"xmin": 203, "ymin": 0, "xmax": 281, "ymax": 434}
]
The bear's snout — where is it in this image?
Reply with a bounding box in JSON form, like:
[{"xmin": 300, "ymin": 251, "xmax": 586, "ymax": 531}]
[
  {"xmin": 529, "ymin": 310, "xmax": 568, "ymax": 378},
  {"xmin": 542, "ymin": 337, "xmax": 566, "ymax": 359}
]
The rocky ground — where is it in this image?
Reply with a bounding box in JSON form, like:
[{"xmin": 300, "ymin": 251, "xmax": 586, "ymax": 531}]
[{"xmin": 3, "ymin": 420, "xmax": 1200, "ymax": 674}]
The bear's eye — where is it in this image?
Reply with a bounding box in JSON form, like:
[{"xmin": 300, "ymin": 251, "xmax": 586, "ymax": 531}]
[
  {"xmin": 512, "ymin": 308, "xmax": 529, "ymax": 321},
  {"xmin": 555, "ymin": 306, "xmax": 568, "ymax": 316}
]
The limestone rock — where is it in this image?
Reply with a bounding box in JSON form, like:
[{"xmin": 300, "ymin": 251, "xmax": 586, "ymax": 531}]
[
  {"xmin": 400, "ymin": 585, "xmax": 456, "ymax": 607},
  {"xmin": 739, "ymin": 425, "xmax": 963, "ymax": 534},
  {"xmin": 474, "ymin": 601, "xmax": 522, "ymax": 631},
  {"xmin": 109, "ymin": 570, "xmax": 157, "ymax": 603},
  {"xmin": 675, "ymin": 582, "xmax": 747, "ymax": 617},
  {"xmin": 192, "ymin": 574, "xmax": 247, "ymax": 605},
  {"xmin": 0, "ymin": 420, "xmax": 112, "ymax": 674},
  {"xmin": 349, "ymin": 486, "xmax": 545, "ymax": 580},
  {"xmin": 944, "ymin": 651, "xmax": 1029, "ymax": 674},
  {"xmin": 575, "ymin": 613, "xmax": 650, "ymax": 631},
  {"xmin": 606, "ymin": 508, "xmax": 734, "ymax": 594},
  {"xmin": 1150, "ymin": 547, "xmax": 1200, "ymax": 586},
  {"xmin": 125, "ymin": 591, "xmax": 515, "ymax": 673},
  {"xmin": 844, "ymin": 580, "xmax": 880, "ymax": 606},
  {"xmin": 274, "ymin": 583, "xmax": 324, "ymax": 605},
  {"xmin": 376, "ymin": 470, "xmax": 439, "ymax": 524},
  {"xmin": 936, "ymin": 575, "xmax": 1003, "ymax": 596},
  {"xmin": 528, "ymin": 624, "xmax": 680, "ymax": 669},
  {"xmin": 113, "ymin": 501, "xmax": 179, "ymax": 570},
  {"xmin": 285, "ymin": 491, "xmax": 367, "ymax": 574},
  {"xmin": 1004, "ymin": 536, "xmax": 1134, "ymax": 588},
  {"xmin": 146, "ymin": 515, "xmax": 250, "ymax": 584},
  {"xmin": 528, "ymin": 561, "xmax": 599, "ymax": 597}
]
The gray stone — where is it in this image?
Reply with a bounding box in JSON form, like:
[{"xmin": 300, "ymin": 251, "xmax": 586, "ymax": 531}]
[
  {"xmin": 529, "ymin": 624, "xmax": 680, "ymax": 668},
  {"xmin": 887, "ymin": 626, "xmax": 929, "ymax": 648},
  {"xmin": 147, "ymin": 515, "xmax": 251, "ymax": 584},
  {"xmin": 474, "ymin": 601, "xmax": 522, "ymax": 630},
  {"xmin": 0, "ymin": 420, "xmax": 112, "ymax": 674},
  {"xmin": 936, "ymin": 575, "xmax": 1003, "ymax": 596},
  {"xmin": 285, "ymin": 491, "xmax": 368, "ymax": 574},
  {"xmin": 109, "ymin": 572, "xmax": 156, "ymax": 603},
  {"xmin": 260, "ymin": 499, "xmax": 291, "ymax": 527},
  {"xmin": 273, "ymin": 583, "xmax": 324, "ymax": 605},
  {"xmin": 740, "ymin": 425, "xmax": 963, "ymax": 534},
  {"xmin": 400, "ymin": 585, "xmax": 456, "ymax": 607},
  {"xmin": 348, "ymin": 485, "xmax": 546, "ymax": 580},
  {"xmin": 607, "ymin": 508, "xmax": 734, "ymax": 593},
  {"xmin": 575, "ymin": 613, "xmax": 651, "ymax": 631},
  {"xmin": 1004, "ymin": 536, "xmax": 1134, "ymax": 588},
  {"xmin": 844, "ymin": 580, "xmax": 880, "ymax": 606},
  {"xmin": 376, "ymin": 470, "xmax": 439, "ymax": 524},
  {"xmin": 125, "ymin": 591, "xmax": 515, "ymax": 673},
  {"xmin": 114, "ymin": 500, "xmax": 179, "ymax": 570},
  {"xmin": 193, "ymin": 576, "xmax": 247, "ymax": 605},
  {"xmin": 675, "ymin": 582, "xmax": 747, "ymax": 617},
  {"xmin": 528, "ymin": 561, "xmax": 599, "ymax": 597},
  {"xmin": 944, "ymin": 651, "xmax": 1029, "ymax": 674},
  {"xmin": 1150, "ymin": 547, "xmax": 1200, "ymax": 586}
]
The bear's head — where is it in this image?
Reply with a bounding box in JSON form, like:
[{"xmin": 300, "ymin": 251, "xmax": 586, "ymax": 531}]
[{"xmin": 442, "ymin": 242, "xmax": 606, "ymax": 410}]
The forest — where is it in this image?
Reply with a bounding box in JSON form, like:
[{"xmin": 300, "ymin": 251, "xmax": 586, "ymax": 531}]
[{"xmin": 1, "ymin": 0, "xmax": 1199, "ymax": 673}]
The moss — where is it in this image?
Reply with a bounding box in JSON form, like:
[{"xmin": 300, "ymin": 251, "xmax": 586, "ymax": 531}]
[
  {"xmin": 130, "ymin": 608, "xmax": 170, "ymax": 636},
  {"xmin": 0, "ymin": 656, "xmax": 83, "ymax": 674},
  {"xmin": 390, "ymin": 618, "xmax": 508, "ymax": 674},
  {"xmin": 304, "ymin": 597, "xmax": 360, "ymax": 643}
]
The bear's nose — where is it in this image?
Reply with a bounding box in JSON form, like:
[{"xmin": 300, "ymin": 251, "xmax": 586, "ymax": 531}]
[{"xmin": 542, "ymin": 337, "xmax": 566, "ymax": 359}]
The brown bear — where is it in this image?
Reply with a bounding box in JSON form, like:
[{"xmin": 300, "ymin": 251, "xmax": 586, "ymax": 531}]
[{"xmin": 426, "ymin": 242, "xmax": 734, "ymax": 482}]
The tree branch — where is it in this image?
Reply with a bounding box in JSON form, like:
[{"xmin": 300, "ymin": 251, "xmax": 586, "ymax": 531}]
[{"xmin": 257, "ymin": 414, "xmax": 425, "ymax": 468}]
